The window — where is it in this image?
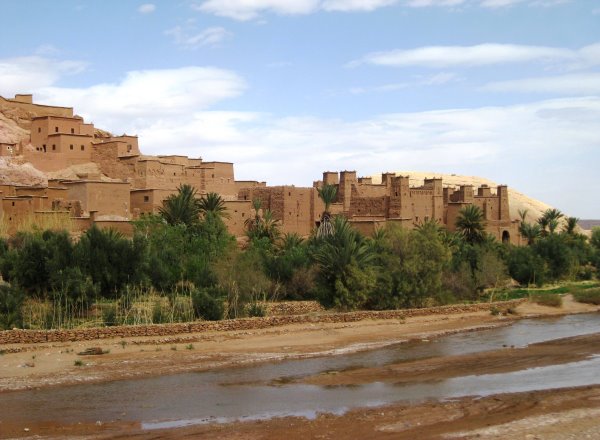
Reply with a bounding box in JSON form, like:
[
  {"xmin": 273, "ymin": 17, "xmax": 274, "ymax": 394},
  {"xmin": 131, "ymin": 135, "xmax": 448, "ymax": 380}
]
[
  {"xmin": 71, "ymin": 128, "xmax": 75, "ymax": 134},
  {"xmin": 70, "ymin": 144, "xmax": 73, "ymax": 150},
  {"xmin": 127, "ymin": 144, "xmax": 132, "ymax": 152},
  {"xmin": 55, "ymin": 126, "xmax": 59, "ymax": 132},
  {"xmin": 81, "ymin": 145, "xmax": 84, "ymax": 151},
  {"xmin": 12, "ymin": 202, "xmax": 15, "ymax": 207},
  {"xmin": 52, "ymin": 144, "xmax": 56, "ymax": 151},
  {"xmin": 38, "ymin": 127, "xmax": 41, "ymax": 133},
  {"xmin": 143, "ymin": 196, "xmax": 149, "ymax": 203},
  {"xmin": 43, "ymin": 144, "xmax": 46, "ymax": 152}
]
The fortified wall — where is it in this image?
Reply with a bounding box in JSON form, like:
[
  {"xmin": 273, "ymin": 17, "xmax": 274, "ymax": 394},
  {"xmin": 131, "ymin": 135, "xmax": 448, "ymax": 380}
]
[{"xmin": 0, "ymin": 94, "xmax": 521, "ymax": 243}]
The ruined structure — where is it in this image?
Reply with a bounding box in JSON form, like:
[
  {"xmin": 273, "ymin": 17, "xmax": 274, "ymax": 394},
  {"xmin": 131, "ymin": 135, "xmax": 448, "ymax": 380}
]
[{"xmin": 0, "ymin": 94, "xmax": 521, "ymax": 243}]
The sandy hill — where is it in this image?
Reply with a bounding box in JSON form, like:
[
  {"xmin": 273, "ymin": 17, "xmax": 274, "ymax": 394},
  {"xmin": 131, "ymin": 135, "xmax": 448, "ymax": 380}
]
[{"xmin": 371, "ymin": 171, "xmax": 554, "ymax": 224}]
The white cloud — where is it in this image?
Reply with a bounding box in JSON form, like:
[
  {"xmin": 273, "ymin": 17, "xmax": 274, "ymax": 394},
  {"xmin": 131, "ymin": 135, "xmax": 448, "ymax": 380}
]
[
  {"xmin": 192, "ymin": 0, "xmax": 568, "ymax": 19},
  {"xmin": 350, "ymin": 42, "xmax": 600, "ymax": 69},
  {"xmin": 31, "ymin": 67, "xmax": 246, "ymax": 133},
  {"xmin": 165, "ymin": 26, "xmax": 232, "ymax": 48},
  {"xmin": 138, "ymin": 3, "xmax": 156, "ymax": 14},
  {"xmin": 350, "ymin": 72, "xmax": 460, "ymax": 94},
  {"xmin": 322, "ymin": 0, "xmax": 397, "ymax": 12},
  {"xmin": 193, "ymin": 0, "xmax": 321, "ymax": 21},
  {"xmin": 0, "ymin": 56, "xmax": 87, "ymax": 96},
  {"xmin": 483, "ymin": 73, "xmax": 600, "ymax": 95}
]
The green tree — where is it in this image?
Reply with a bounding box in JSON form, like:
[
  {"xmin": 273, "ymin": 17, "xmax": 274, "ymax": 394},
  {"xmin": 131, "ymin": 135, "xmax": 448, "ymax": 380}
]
[
  {"xmin": 538, "ymin": 208, "xmax": 563, "ymax": 235},
  {"xmin": 455, "ymin": 205, "xmax": 487, "ymax": 244},
  {"xmin": 316, "ymin": 184, "xmax": 337, "ymax": 238},
  {"xmin": 313, "ymin": 217, "xmax": 374, "ymax": 310},
  {"xmin": 159, "ymin": 184, "xmax": 201, "ymax": 227},
  {"xmin": 562, "ymin": 216, "xmax": 579, "ymax": 235},
  {"xmin": 198, "ymin": 192, "xmax": 229, "ymax": 219},
  {"xmin": 520, "ymin": 222, "xmax": 542, "ymax": 245}
]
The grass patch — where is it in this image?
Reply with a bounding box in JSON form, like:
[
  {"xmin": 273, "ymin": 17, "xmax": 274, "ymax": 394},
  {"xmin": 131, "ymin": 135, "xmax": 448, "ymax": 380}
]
[
  {"xmin": 74, "ymin": 359, "xmax": 83, "ymax": 367},
  {"xmin": 531, "ymin": 293, "xmax": 563, "ymax": 308},
  {"xmin": 573, "ymin": 288, "xmax": 600, "ymax": 305}
]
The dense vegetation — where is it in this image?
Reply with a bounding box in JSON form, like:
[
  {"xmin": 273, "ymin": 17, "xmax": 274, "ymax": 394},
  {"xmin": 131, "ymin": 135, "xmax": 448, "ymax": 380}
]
[{"xmin": 1, "ymin": 185, "xmax": 599, "ymax": 330}]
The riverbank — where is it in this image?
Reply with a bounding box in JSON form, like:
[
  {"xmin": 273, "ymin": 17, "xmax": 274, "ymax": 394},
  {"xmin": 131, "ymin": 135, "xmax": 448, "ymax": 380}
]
[
  {"xmin": 0, "ymin": 296, "xmax": 596, "ymax": 393},
  {"xmin": 0, "ymin": 296, "xmax": 598, "ymax": 439}
]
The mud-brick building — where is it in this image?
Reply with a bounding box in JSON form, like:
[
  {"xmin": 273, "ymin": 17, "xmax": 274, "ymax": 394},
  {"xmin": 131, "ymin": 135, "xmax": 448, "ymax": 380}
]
[{"xmin": 309, "ymin": 171, "xmax": 520, "ymax": 244}]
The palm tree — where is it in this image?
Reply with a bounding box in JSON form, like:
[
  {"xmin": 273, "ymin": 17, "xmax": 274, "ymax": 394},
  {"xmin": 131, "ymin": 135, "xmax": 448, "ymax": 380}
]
[
  {"xmin": 314, "ymin": 216, "xmax": 373, "ymax": 289},
  {"xmin": 279, "ymin": 232, "xmax": 304, "ymax": 251},
  {"xmin": 455, "ymin": 205, "xmax": 486, "ymax": 244},
  {"xmin": 538, "ymin": 208, "xmax": 563, "ymax": 235},
  {"xmin": 198, "ymin": 192, "xmax": 229, "ymax": 219},
  {"xmin": 518, "ymin": 209, "xmax": 529, "ymax": 223},
  {"xmin": 520, "ymin": 222, "xmax": 542, "ymax": 245},
  {"xmin": 562, "ymin": 216, "xmax": 580, "ymax": 235},
  {"xmin": 261, "ymin": 209, "xmax": 281, "ymax": 242},
  {"xmin": 316, "ymin": 184, "xmax": 337, "ymax": 238},
  {"xmin": 159, "ymin": 184, "xmax": 200, "ymax": 227}
]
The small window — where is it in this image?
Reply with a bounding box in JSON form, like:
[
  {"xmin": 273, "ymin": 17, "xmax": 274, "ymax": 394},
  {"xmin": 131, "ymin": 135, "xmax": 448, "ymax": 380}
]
[
  {"xmin": 52, "ymin": 144, "xmax": 56, "ymax": 151},
  {"xmin": 81, "ymin": 145, "xmax": 84, "ymax": 151},
  {"xmin": 12, "ymin": 202, "xmax": 15, "ymax": 206},
  {"xmin": 71, "ymin": 128, "xmax": 75, "ymax": 134},
  {"xmin": 38, "ymin": 127, "xmax": 41, "ymax": 133},
  {"xmin": 55, "ymin": 126, "xmax": 59, "ymax": 132},
  {"xmin": 143, "ymin": 196, "xmax": 149, "ymax": 203},
  {"xmin": 127, "ymin": 144, "xmax": 132, "ymax": 152},
  {"xmin": 70, "ymin": 144, "xmax": 74, "ymax": 150},
  {"xmin": 288, "ymin": 192, "xmax": 291, "ymax": 196},
  {"xmin": 212, "ymin": 174, "xmax": 215, "ymax": 178}
]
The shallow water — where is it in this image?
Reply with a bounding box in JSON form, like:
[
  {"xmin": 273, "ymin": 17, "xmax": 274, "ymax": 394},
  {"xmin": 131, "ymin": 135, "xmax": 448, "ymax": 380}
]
[{"xmin": 1, "ymin": 313, "xmax": 599, "ymax": 429}]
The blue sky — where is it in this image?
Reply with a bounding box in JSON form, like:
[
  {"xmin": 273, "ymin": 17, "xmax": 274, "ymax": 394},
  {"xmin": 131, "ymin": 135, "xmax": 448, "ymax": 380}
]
[{"xmin": 1, "ymin": 0, "xmax": 599, "ymax": 217}]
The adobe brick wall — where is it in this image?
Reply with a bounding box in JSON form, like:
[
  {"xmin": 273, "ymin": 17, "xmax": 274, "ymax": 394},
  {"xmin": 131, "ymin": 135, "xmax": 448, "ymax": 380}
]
[{"xmin": 0, "ymin": 299, "xmax": 525, "ymax": 345}]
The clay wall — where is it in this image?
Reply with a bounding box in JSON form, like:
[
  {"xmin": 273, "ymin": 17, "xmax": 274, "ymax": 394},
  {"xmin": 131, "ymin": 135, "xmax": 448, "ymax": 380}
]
[
  {"xmin": 349, "ymin": 219, "xmax": 386, "ymax": 236},
  {"xmin": 281, "ymin": 186, "xmax": 314, "ymax": 235},
  {"xmin": 91, "ymin": 144, "xmax": 136, "ymax": 181},
  {"xmin": 130, "ymin": 188, "xmax": 178, "ymax": 217},
  {"xmin": 134, "ymin": 160, "xmax": 186, "ymax": 190},
  {"xmin": 94, "ymin": 220, "xmax": 133, "ymax": 236},
  {"xmin": 65, "ymin": 181, "xmax": 131, "ymax": 219},
  {"xmin": 201, "ymin": 162, "xmax": 236, "ymax": 197},
  {"xmin": 223, "ymin": 200, "xmax": 253, "ymax": 236},
  {"xmin": 0, "ymin": 95, "xmax": 73, "ymax": 121},
  {"xmin": 0, "ymin": 142, "xmax": 17, "ymax": 157},
  {"xmin": 1, "ymin": 197, "xmax": 47, "ymax": 233},
  {"xmin": 0, "ymin": 299, "xmax": 525, "ymax": 345}
]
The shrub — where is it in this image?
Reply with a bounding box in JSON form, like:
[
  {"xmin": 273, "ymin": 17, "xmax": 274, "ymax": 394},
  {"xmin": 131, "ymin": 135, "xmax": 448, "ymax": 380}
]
[
  {"xmin": 506, "ymin": 245, "xmax": 547, "ymax": 286},
  {"xmin": 0, "ymin": 284, "xmax": 24, "ymax": 330},
  {"xmin": 531, "ymin": 293, "xmax": 563, "ymax": 308},
  {"xmin": 573, "ymin": 287, "xmax": 600, "ymax": 305},
  {"xmin": 247, "ymin": 302, "xmax": 266, "ymax": 317},
  {"xmin": 192, "ymin": 288, "xmax": 224, "ymax": 321}
]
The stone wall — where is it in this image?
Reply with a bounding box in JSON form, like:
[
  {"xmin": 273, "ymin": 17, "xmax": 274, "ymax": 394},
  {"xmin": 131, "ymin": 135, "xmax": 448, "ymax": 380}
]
[{"xmin": 0, "ymin": 299, "xmax": 525, "ymax": 345}]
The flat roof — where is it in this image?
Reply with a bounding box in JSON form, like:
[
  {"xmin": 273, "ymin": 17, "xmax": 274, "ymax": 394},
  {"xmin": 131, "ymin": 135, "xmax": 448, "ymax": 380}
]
[
  {"xmin": 62, "ymin": 180, "xmax": 130, "ymax": 185},
  {"xmin": 47, "ymin": 133, "xmax": 93, "ymax": 138},
  {"xmin": 32, "ymin": 115, "xmax": 82, "ymax": 121}
]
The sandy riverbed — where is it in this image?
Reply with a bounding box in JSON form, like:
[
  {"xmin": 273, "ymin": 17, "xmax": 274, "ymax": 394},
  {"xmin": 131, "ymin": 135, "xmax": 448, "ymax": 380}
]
[{"xmin": 0, "ymin": 296, "xmax": 598, "ymax": 439}]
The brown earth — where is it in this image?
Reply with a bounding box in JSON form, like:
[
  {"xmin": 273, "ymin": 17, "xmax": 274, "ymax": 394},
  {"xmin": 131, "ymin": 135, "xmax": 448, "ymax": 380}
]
[{"xmin": 0, "ymin": 297, "xmax": 598, "ymax": 439}]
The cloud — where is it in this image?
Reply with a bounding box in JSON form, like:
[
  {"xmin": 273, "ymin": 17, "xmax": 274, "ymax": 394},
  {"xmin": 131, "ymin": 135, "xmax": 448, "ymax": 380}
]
[
  {"xmin": 350, "ymin": 42, "xmax": 600, "ymax": 69},
  {"xmin": 192, "ymin": 0, "xmax": 568, "ymax": 20},
  {"xmin": 483, "ymin": 73, "xmax": 600, "ymax": 95},
  {"xmin": 350, "ymin": 72, "xmax": 460, "ymax": 94},
  {"xmin": 165, "ymin": 26, "xmax": 232, "ymax": 48},
  {"xmin": 31, "ymin": 67, "xmax": 246, "ymax": 133},
  {"xmin": 0, "ymin": 56, "xmax": 87, "ymax": 96},
  {"xmin": 138, "ymin": 3, "xmax": 156, "ymax": 14}
]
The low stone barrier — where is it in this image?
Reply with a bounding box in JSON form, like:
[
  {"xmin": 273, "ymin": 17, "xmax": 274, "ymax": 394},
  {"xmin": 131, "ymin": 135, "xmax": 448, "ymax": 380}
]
[{"xmin": 0, "ymin": 299, "xmax": 525, "ymax": 346}]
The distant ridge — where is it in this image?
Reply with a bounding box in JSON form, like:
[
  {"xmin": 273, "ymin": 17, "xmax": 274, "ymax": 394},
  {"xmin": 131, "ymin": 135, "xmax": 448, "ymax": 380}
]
[{"xmin": 579, "ymin": 220, "xmax": 600, "ymax": 231}]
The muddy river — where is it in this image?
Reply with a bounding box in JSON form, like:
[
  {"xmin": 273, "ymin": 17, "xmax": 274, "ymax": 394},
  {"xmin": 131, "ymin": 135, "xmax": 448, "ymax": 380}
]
[{"xmin": 1, "ymin": 313, "xmax": 599, "ymax": 430}]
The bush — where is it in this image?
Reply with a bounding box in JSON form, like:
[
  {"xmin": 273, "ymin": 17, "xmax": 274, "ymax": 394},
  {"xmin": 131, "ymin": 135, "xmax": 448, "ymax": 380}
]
[
  {"xmin": 573, "ymin": 287, "xmax": 600, "ymax": 305},
  {"xmin": 531, "ymin": 293, "xmax": 563, "ymax": 308},
  {"xmin": 247, "ymin": 302, "xmax": 266, "ymax": 317},
  {"xmin": 192, "ymin": 288, "xmax": 224, "ymax": 321},
  {"xmin": 0, "ymin": 284, "xmax": 24, "ymax": 330},
  {"xmin": 506, "ymin": 245, "xmax": 547, "ymax": 286}
]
